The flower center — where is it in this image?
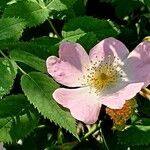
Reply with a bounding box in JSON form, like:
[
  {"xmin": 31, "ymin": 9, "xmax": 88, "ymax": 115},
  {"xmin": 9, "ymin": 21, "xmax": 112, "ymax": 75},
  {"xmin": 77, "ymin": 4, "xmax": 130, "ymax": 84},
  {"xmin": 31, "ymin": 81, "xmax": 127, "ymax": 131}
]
[
  {"xmin": 99, "ymin": 73, "xmax": 108, "ymax": 80},
  {"xmin": 82, "ymin": 55, "xmax": 124, "ymax": 94}
]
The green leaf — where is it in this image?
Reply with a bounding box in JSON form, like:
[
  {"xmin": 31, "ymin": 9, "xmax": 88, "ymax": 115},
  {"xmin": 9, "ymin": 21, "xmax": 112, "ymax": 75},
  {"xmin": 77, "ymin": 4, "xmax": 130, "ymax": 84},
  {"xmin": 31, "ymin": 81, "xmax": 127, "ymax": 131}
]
[
  {"xmin": 30, "ymin": 36, "xmax": 60, "ymax": 56},
  {"xmin": 0, "ymin": 94, "xmax": 29, "ymax": 118},
  {"xmin": 3, "ymin": 1, "xmax": 49, "ymax": 27},
  {"xmin": 114, "ymin": 0, "xmax": 142, "ymax": 18},
  {"xmin": 0, "ymin": 58, "xmax": 17, "ymax": 98},
  {"xmin": 0, "ymin": 18, "xmax": 25, "ymax": 40},
  {"xmin": 76, "ymin": 32, "xmax": 98, "ymax": 51},
  {"xmin": 62, "ymin": 29, "xmax": 86, "ymax": 42},
  {"xmin": 45, "ymin": 0, "xmax": 75, "ymax": 11},
  {"xmin": 0, "ymin": 0, "xmax": 10, "ymax": 10},
  {"xmin": 131, "ymin": 145, "xmax": 150, "ymax": 150},
  {"xmin": 0, "ymin": 37, "xmax": 60, "ymax": 58},
  {"xmin": 21, "ymin": 72, "xmax": 78, "ymax": 139},
  {"xmin": 23, "ymin": 126, "xmax": 57, "ymax": 150},
  {"xmin": 62, "ymin": 16, "xmax": 120, "ymax": 41},
  {"xmin": 72, "ymin": 0, "xmax": 86, "ymax": 16},
  {"xmin": 45, "ymin": 0, "xmax": 76, "ymax": 19},
  {"xmin": 10, "ymin": 50, "xmax": 46, "ymax": 73},
  {"xmin": 117, "ymin": 118, "xmax": 150, "ymax": 146},
  {"xmin": 0, "ymin": 94, "xmax": 39, "ymax": 143},
  {"xmin": 144, "ymin": 0, "xmax": 150, "ymax": 9}
]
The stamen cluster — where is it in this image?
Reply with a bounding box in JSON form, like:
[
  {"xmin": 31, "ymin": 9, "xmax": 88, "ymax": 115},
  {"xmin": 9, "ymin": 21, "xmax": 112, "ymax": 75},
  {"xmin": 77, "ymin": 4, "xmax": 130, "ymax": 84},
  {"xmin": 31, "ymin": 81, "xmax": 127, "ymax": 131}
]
[{"xmin": 82, "ymin": 55, "xmax": 124, "ymax": 94}]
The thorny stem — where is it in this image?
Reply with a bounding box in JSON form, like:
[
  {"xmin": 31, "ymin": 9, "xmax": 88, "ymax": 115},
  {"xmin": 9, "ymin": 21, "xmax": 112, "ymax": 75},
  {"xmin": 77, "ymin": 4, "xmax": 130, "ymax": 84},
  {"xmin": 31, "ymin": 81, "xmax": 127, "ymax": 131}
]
[
  {"xmin": 48, "ymin": 19, "xmax": 61, "ymax": 39},
  {"xmin": 0, "ymin": 50, "xmax": 27, "ymax": 75},
  {"xmin": 139, "ymin": 88, "xmax": 150, "ymax": 100}
]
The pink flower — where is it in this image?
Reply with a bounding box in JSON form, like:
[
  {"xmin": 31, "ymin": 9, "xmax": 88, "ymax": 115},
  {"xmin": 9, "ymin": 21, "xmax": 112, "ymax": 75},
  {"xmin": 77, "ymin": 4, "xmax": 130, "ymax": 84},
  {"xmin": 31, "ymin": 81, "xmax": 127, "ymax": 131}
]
[
  {"xmin": 0, "ymin": 143, "xmax": 6, "ymax": 150},
  {"xmin": 46, "ymin": 37, "xmax": 150, "ymax": 124}
]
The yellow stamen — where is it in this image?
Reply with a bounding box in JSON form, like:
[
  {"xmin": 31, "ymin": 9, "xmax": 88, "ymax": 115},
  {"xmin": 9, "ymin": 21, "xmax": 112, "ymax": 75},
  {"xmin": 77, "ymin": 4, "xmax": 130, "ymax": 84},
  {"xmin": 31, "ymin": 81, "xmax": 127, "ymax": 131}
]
[{"xmin": 82, "ymin": 56, "xmax": 122, "ymax": 94}]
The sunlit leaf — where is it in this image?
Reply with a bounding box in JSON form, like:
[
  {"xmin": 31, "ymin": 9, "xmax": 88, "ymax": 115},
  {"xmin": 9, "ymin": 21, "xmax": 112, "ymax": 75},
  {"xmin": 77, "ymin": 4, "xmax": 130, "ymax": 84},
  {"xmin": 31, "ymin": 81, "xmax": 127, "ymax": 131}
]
[
  {"xmin": 45, "ymin": 0, "xmax": 76, "ymax": 19},
  {"xmin": 62, "ymin": 16, "xmax": 120, "ymax": 42},
  {"xmin": 21, "ymin": 72, "xmax": 78, "ymax": 139},
  {"xmin": 3, "ymin": 1, "xmax": 49, "ymax": 27},
  {"xmin": 0, "ymin": 18, "xmax": 25, "ymax": 40}
]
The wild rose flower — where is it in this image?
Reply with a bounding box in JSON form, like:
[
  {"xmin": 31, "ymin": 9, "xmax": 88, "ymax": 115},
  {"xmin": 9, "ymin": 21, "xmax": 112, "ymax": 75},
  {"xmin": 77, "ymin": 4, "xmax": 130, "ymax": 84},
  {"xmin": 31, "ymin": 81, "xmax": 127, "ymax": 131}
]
[
  {"xmin": 46, "ymin": 37, "xmax": 150, "ymax": 124},
  {"xmin": 0, "ymin": 143, "xmax": 6, "ymax": 150}
]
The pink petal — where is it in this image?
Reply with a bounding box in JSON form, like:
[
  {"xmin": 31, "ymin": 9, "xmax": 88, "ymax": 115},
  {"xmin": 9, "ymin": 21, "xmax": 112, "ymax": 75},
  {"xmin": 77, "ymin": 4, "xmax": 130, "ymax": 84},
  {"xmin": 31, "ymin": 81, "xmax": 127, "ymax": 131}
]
[
  {"xmin": 59, "ymin": 42, "xmax": 90, "ymax": 72},
  {"xmin": 53, "ymin": 87, "xmax": 101, "ymax": 124},
  {"xmin": 46, "ymin": 42, "xmax": 90, "ymax": 87},
  {"xmin": 0, "ymin": 143, "xmax": 4, "ymax": 150},
  {"xmin": 126, "ymin": 41, "xmax": 150, "ymax": 66},
  {"xmin": 133, "ymin": 65, "xmax": 150, "ymax": 87},
  {"xmin": 124, "ymin": 41, "xmax": 150, "ymax": 86},
  {"xmin": 46, "ymin": 56, "xmax": 83, "ymax": 87},
  {"xmin": 89, "ymin": 37, "xmax": 129, "ymax": 61},
  {"xmin": 100, "ymin": 82, "xmax": 144, "ymax": 109}
]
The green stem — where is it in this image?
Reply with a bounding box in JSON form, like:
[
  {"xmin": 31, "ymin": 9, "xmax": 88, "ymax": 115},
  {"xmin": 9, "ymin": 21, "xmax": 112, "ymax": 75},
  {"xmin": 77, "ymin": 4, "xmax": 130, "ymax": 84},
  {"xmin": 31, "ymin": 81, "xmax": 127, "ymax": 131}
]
[
  {"xmin": 37, "ymin": 125, "xmax": 46, "ymax": 129},
  {"xmin": 0, "ymin": 50, "xmax": 27, "ymax": 75},
  {"xmin": 80, "ymin": 123, "xmax": 101, "ymax": 141},
  {"xmin": 100, "ymin": 128, "xmax": 109, "ymax": 150},
  {"xmin": 0, "ymin": 50, "xmax": 8, "ymax": 58},
  {"xmin": 17, "ymin": 65, "xmax": 27, "ymax": 75},
  {"xmin": 48, "ymin": 19, "xmax": 61, "ymax": 39}
]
